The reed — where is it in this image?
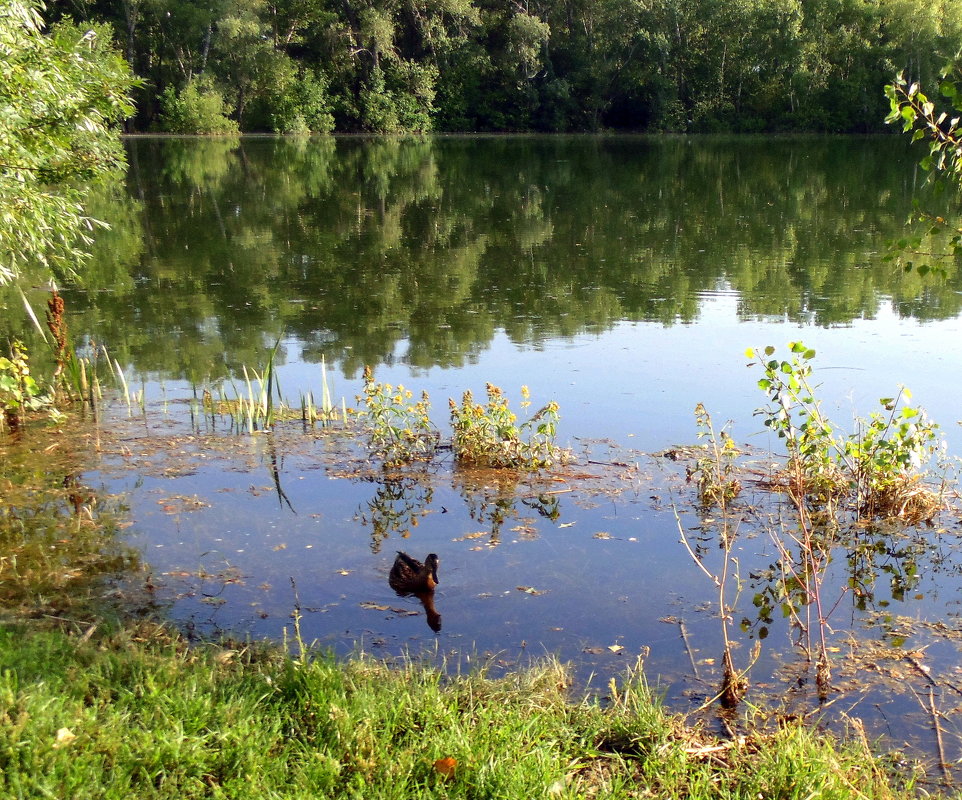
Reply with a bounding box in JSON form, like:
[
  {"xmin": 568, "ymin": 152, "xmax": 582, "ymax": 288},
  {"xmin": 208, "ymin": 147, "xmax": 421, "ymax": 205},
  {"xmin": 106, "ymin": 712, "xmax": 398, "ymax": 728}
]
[
  {"xmin": 320, "ymin": 355, "xmax": 333, "ymax": 416},
  {"xmin": 113, "ymin": 358, "xmax": 131, "ymax": 410},
  {"xmin": 201, "ymin": 349, "xmax": 345, "ymax": 434}
]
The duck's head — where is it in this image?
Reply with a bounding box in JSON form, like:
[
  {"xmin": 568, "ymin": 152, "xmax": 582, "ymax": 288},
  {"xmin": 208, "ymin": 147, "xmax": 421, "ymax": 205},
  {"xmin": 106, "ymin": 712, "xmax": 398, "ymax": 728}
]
[{"xmin": 425, "ymin": 553, "xmax": 440, "ymax": 586}]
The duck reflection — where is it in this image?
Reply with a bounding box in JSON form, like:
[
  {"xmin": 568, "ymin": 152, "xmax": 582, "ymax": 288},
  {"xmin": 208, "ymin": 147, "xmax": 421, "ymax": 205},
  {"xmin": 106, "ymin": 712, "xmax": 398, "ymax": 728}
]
[{"xmin": 389, "ymin": 551, "xmax": 442, "ymax": 633}]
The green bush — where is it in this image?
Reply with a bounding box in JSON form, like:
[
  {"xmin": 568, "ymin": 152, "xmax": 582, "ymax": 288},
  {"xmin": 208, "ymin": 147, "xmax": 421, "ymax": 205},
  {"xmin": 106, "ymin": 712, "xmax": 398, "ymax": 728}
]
[
  {"xmin": 358, "ymin": 63, "xmax": 437, "ymax": 134},
  {"xmin": 158, "ymin": 78, "xmax": 239, "ymax": 135},
  {"xmin": 269, "ymin": 70, "xmax": 335, "ymax": 134}
]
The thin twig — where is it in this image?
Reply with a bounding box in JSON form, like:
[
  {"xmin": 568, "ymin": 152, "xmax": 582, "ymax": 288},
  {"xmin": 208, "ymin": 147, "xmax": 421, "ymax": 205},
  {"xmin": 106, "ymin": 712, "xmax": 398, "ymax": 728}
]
[
  {"xmin": 678, "ymin": 619, "xmax": 700, "ymax": 680},
  {"xmin": 929, "ymin": 686, "xmax": 951, "ymax": 782},
  {"xmin": 906, "ymin": 653, "xmax": 937, "ymax": 686}
]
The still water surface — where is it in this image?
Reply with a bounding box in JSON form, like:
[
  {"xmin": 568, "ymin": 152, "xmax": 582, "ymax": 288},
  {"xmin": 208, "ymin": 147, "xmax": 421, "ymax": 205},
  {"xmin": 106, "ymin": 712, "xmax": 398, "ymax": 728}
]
[{"xmin": 17, "ymin": 135, "xmax": 962, "ymax": 761}]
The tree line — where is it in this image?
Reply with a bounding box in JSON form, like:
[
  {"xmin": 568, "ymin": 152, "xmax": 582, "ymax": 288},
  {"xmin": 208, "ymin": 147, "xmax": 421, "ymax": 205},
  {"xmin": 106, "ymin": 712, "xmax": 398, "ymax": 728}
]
[{"xmin": 50, "ymin": 0, "xmax": 962, "ymax": 134}]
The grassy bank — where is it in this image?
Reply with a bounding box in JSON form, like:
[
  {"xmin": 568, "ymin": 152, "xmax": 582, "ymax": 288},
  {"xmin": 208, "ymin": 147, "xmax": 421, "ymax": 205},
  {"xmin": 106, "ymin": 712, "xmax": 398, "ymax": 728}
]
[{"xmin": 0, "ymin": 623, "xmax": 923, "ymax": 800}]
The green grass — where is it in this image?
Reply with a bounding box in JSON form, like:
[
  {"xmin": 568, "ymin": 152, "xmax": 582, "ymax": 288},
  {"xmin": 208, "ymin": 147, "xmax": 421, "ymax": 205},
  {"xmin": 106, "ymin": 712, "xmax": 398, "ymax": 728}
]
[{"xmin": 0, "ymin": 623, "xmax": 925, "ymax": 799}]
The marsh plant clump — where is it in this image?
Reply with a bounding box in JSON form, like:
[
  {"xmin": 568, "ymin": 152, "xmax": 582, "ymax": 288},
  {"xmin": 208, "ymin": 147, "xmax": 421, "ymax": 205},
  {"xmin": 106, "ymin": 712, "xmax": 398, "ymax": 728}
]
[
  {"xmin": 359, "ymin": 365, "xmax": 438, "ymax": 465},
  {"xmin": 747, "ymin": 342, "xmax": 944, "ymax": 524},
  {"xmin": 707, "ymin": 342, "xmax": 948, "ymax": 696},
  {"xmin": 682, "ymin": 344, "xmax": 949, "ymax": 706},
  {"xmin": 449, "ymin": 383, "xmax": 565, "ymax": 469},
  {"xmin": 0, "ymin": 340, "xmax": 54, "ymax": 432},
  {"xmin": 687, "ymin": 402, "xmax": 742, "ymax": 508},
  {"xmin": 1, "ymin": 292, "xmax": 133, "ymax": 430},
  {"xmin": 359, "ymin": 368, "xmax": 566, "ymax": 470}
]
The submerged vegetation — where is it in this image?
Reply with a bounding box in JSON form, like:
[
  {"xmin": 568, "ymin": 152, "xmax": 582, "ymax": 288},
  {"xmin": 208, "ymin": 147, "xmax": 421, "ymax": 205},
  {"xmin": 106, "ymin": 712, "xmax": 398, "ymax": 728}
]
[{"xmin": 0, "ymin": 417, "xmax": 140, "ymax": 622}]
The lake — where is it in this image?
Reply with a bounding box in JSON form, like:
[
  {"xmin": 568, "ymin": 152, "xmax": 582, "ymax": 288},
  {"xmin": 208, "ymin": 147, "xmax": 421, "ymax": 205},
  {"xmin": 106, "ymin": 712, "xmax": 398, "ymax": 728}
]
[{"xmin": 8, "ymin": 135, "xmax": 962, "ymax": 766}]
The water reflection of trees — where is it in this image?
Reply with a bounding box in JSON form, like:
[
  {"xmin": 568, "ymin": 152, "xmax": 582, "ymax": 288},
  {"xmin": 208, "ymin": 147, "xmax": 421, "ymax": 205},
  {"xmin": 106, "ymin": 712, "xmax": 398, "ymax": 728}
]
[
  {"xmin": 453, "ymin": 468, "xmax": 561, "ymax": 546},
  {"xmin": 355, "ymin": 472, "xmax": 435, "ymax": 554},
  {"xmin": 740, "ymin": 520, "xmax": 927, "ymax": 643},
  {"xmin": 353, "ymin": 465, "xmax": 561, "ymax": 550},
  {"xmin": 20, "ymin": 136, "xmax": 962, "ymax": 383},
  {"xmin": 0, "ymin": 427, "xmax": 146, "ymax": 618}
]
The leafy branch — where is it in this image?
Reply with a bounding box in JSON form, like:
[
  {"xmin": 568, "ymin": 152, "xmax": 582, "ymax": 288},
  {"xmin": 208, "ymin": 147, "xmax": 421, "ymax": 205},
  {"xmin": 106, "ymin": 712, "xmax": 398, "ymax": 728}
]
[{"xmin": 884, "ymin": 55, "xmax": 962, "ymax": 275}]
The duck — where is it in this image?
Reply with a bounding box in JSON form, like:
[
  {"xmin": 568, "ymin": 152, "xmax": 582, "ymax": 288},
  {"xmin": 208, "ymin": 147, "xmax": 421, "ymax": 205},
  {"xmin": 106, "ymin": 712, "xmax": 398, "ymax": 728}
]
[{"xmin": 389, "ymin": 551, "xmax": 440, "ymax": 594}]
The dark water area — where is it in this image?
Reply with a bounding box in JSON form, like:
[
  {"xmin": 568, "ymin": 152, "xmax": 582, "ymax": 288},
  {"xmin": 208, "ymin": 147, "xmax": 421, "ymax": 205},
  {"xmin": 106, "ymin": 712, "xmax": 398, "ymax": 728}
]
[{"xmin": 5, "ymin": 135, "xmax": 962, "ymax": 769}]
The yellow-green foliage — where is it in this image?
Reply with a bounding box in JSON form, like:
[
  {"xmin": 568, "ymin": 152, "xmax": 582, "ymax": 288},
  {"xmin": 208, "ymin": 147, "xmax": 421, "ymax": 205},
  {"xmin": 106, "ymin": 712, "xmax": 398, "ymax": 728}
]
[
  {"xmin": 449, "ymin": 384, "xmax": 563, "ymax": 469},
  {"xmin": 359, "ymin": 365, "xmax": 438, "ymax": 465}
]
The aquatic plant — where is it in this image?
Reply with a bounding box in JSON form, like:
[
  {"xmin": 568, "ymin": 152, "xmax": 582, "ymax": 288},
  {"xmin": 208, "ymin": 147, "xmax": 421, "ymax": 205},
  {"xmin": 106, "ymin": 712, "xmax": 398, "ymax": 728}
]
[
  {"xmin": 686, "ymin": 403, "xmax": 741, "ymax": 507},
  {"xmin": 747, "ymin": 342, "xmax": 943, "ymax": 524},
  {"xmin": 299, "ymin": 356, "xmax": 346, "ymax": 426},
  {"xmin": 746, "ymin": 341, "xmax": 945, "ymax": 693},
  {"xmin": 201, "ymin": 346, "xmax": 347, "ymax": 433},
  {"xmin": 17, "ymin": 290, "xmax": 123, "ymax": 418},
  {"xmin": 678, "ymin": 404, "xmax": 755, "ymax": 709},
  {"xmin": 0, "ymin": 340, "xmax": 56, "ymax": 431},
  {"xmin": 359, "ymin": 365, "xmax": 438, "ymax": 465},
  {"xmin": 449, "ymin": 384, "xmax": 563, "ymax": 469}
]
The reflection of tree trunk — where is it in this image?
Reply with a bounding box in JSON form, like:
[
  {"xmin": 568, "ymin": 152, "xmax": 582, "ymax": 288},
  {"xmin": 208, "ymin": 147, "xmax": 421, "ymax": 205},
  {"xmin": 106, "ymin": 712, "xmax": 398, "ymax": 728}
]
[{"xmin": 126, "ymin": 139, "xmax": 155, "ymax": 258}]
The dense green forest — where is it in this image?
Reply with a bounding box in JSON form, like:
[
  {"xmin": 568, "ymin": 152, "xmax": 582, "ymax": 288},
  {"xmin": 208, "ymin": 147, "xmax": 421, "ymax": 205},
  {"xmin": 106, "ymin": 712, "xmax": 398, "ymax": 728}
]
[{"xmin": 50, "ymin": 0, "xmax": 962, "ymax": 134}]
